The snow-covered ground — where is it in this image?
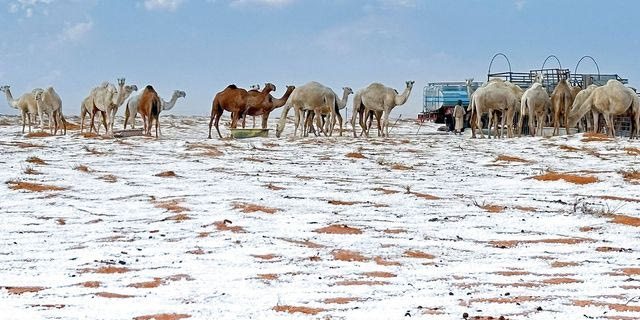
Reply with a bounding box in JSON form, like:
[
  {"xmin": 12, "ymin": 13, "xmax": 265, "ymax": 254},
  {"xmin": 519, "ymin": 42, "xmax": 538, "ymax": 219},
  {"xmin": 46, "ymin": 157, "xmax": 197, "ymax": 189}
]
[{"xmin": 0, "ymin": 115, "xmax": 639, "ymax": 320}]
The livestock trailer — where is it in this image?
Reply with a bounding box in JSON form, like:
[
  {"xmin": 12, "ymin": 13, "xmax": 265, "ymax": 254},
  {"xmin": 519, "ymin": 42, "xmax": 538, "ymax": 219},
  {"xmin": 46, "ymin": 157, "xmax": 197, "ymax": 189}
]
[{"xmin": 420, "ymin": 81, "xmax": 481, "ymax": 124}]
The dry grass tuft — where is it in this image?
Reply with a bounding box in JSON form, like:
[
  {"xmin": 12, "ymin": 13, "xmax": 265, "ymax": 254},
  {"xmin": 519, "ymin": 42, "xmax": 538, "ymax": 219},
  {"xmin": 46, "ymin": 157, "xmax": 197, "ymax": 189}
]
[
  {"xmin": 345, "ymin": 152, "xmax": 366, "ymax": 159},
  {"xmin": 26, "ymin": 131, "xmax": 51, "ymax": 138},
  {"xmin": 232, "ymin": 202, "xmax": 279, "ymax": 214},
  {"xmin": 155, "ymin": 171, "xmax": 177, "ymax": 178},
  {"xmin": 26, "ymin": 156, "xmax": 46, "ymax": 165},
  {"xmin": 495, "ymin": 155, "xmax": 531, "ymax": 163},
  {"xmin": 620, "ymin": 170, "xmax": 640, "ymax": 183},
  {"xmin": 531, "ymin": 171, "xmax": 599, "ymax": 185},
  {"xmin": 24, "ymin": 166, "xmax": 41, "ymax": 175},
  {"xmin": 74, "ymin": 165, "xmax": 91, "ymax": 173},
  {"xmin": 6, "ymin": 180, "xmax": 66, "ymax": 192}
]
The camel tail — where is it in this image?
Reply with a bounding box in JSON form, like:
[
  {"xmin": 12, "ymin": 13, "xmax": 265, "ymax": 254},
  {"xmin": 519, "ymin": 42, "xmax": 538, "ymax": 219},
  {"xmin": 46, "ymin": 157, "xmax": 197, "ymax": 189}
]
[{"xmin": 568, "ymin": 92, "xmax": 592, "ymax": 128}]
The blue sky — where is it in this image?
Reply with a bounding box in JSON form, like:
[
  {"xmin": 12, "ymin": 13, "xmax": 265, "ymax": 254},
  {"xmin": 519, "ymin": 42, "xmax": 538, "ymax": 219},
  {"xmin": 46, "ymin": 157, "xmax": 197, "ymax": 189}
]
[{"xmin": 1, "ymin": 0, "xmax": 638, "ymax": 117}]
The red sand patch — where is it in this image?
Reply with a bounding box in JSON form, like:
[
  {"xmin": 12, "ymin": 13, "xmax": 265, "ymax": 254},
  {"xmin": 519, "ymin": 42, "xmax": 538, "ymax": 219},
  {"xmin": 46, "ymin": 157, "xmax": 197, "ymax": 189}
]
[
  {"xmin": 78, "ymin": 281, "xmax": 101, "ymax": 288},
  {"xmin": 390, "ymin": 163, "xmax": 412, "ymax": 170},
  {"xmin": 362, "ymin": 271, "xmax": 396, "ymax": 278},
  {"xmin": 323, "ymin": 297, "xmax": 361, "ymax": 304},
  {"xmin": 405, "ymin": 250, "xmax": 435, "ymax": 259},
  {"xmin": 95, "ymin": 292, "xmax": 134, "ymax": 298},
  {"xmin": 332, "ymin": 249, "xmax": 369, "ymax": 262},
  {"xmin": 335, "ymin": 280, "xmax": 390, "ymax": 286},
  {"xmin": 374, "ymin": 256, "xmax": 402, "ymax": 266},
  {"xmin": 412, "ymin": 192, "xmax": 441, "ymax": 200},
  {"xmin": 6, "ymin": 180, "xmax": 66, "ymax": 192},
  {"xmin": 314, "ymin": 224, "xmax": 362, "ymax": 234},
  {"xmin": 495, "ymin": 155, "xmax": 531, "ymax": 163},
  {"xmin": 273, "ymin": 305, "xmax": 325, "ymax": 315},
  {"xmin": 154, "ymin": 199, "xmax": 190, "ymax": 214},
  {"xmin": 128, "ymin": 278, "xmax": 164, "ymax": 288},
  {"xmin": 328, "ymin": 200, "xmax": 362, "ymax": 205},
  {"xmin": 232, "ymin": 202, "xmax": 279, "ymax": 214},
  {"xmin": 374, "ymin": 187, "xmax": 400, "ymax": 194},
  {"xmin": 155, "ymin": 171, "xmax": 177, "ymax": 177},
  {"xmin": 265, "ymin": 183, "xmax": 285, "ymax": 190},
  {"xmin": 542, "ymin": 277, "xmax": 582, "ymax": 284},
  {"xmin": 26, "ymin": 131, "xmax": 51, "ymax": 138},
  {"xmin": 490, "ymin": 238, "xmax": 592, "ymax": 248},
  {"xmin": 26, "ymin": 156, "xmax": 47, "ymax": 165},
  {"xmin": 213, "ymin": 220, "xmax": 245, "ymax": 233},
  {"xmin": 608, "ymin": 214, "xmax": 640, "ymax": 227},
  {"xmin": 625, "ymin": 147, "xmax": 640, "ymax": 155},
  {"xmin": 3, "ymin": 286, "xmax": 45, "ymax": 295},
  {"xmin": 531, "ymin": 172, "xmax": 599, "ymax": 184},
  {"xmin": 383, "ymin": 229, "xmax": 407, "ymax": 234},
  {"xmin": 134, "ymin": 314, "xmax": 191, "ymax": 320},
  {"xmin": 551, "ymin": 261, "xmax": 580, "ymax": 268},
  {"xmin": 252, "ymin": 254, "xmax": 279, "ymax": 260},
  {"xmin": 80, "ymin": 266, "xmax": 131, "ymax": 274},
  {"xmin": 573, "ymin": 300, "xmax": 640, "ymax": 312},
  {"xmin": 345, "ymin": 152, "xmax": 366, "ymax": 159},
  {"xmin": 258, "ymin": 274, "xmax": 279, "ymax": 280}
]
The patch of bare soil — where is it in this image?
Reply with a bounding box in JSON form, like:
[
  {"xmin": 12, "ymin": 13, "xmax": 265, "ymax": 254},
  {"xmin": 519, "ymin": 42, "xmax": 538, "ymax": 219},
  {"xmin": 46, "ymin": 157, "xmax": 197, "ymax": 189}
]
[
  {"xmin": 128, "ymin": 278, "xmax": 164, "ymax": 288},
  {"xmin": 153, "ymin": 199, "xmax": 190, "ymax": 213},
  {"xmin": 155, "ymin": 171, "xmax": 177, "ymax": 177},
  {"xmin": 134, "ymin": 314, "xmax": 191, "ymax": 320},
  {"xmin": 280, "ymin": 238, "xmax": 324, "ymax": 248},
  {"xmin": 490, "ymin": 238, "xmax": 592, "ymax": 248},
  {"xmin": 374, "ymin": 256, "xmax": 402, "ymax": 266},
  {"xmin": 573, "ymin": 300, "xmax": 640, "ymax": 312},
  {"xmin": 481, "ymin": 204, "xmax": 505, "ymax": 213},
  {"xmin": 620, "ymin": 170, "xmax": 640, "ymax": 183},
  {"xmin": 251, "ymin": 254, "xmax": 279, "ymax": 260},
  {"xmin": 596, "ymin": 246, "xmax": 632, "ymax": 253},
  {"xmin": 495, "ymin": 155, "xmax": 531, "ymax": 163},
  {"xmin": 77, "ymin": 281, "xmax": 101, "ymax": 288},
  {"xmin": 162, "ymin": 214, "xmax": 191, "ymax": 222},
  {"xmin": 362, "ymin": 271, "xmax": 396, "ymax": 278},
  {"xmin": 383, "ymin": 229, "xmax": 407, "ymax": 234},
  {"xmin": 515, "ymin": 206, "xmax": 537, "ymax": 212},
  {"xmin": 6, "ymin": 180, "xmax": 66, "ymax": 192},
  {"xmin": 100, "ymin": 174, "xmax": 117, "ymax": 183},
  {"xmin": 272, "ymin": 305, "xmax": 325, "ymax": 315},
  {"xmin": 470, "ymin": 296, "xmax": 541, "ymax": 304},
  {"xmin": 607, "ymin": 214, "xmax": 640, "ymax": 227},
  {"xmin": 327, "ymin": 200, "xmax": 362, "ymax": 205},
  {"xmin": 265, "ymin": 183, "xmax": 285, "ymax": 190},
  {"xmin": 332, "ymin": 249, "xmax": 369, "ymax": 262},
  {"xmin": 625, "ymin": 147, "xmax": 640, "ymax": 155},
  {"xmin": 598, "ymin": 195, "xmax": 640, "ymax": 203},
  {"xmin": 530, "ymin": 172, "xmax": 599, "ymax": 184},
  {"xmin": 79, "ymin": 266, "xmax": 131, "ymax": 274},
  {"xmin": 26, "ymin": 156, "xmax": 47, "ymax": 165},
  {"xmin": 390, "ymin": 163, "xmax": 412, "ymax": 170},
  {"xmin": 323, "ymin": 297, "xmax": 361, "ymax": 304},
  {"xmin": 212, "ymin": 220, "xmax": 245, "ymax": 233},
  {"xmin": 258, "ymin": 274, "xmax": 278, "ymax": 280},
  {"xmin": 74, "ymin": 164, "xmax": 91, "ymax": 172},
  {"xmin": 582, "ymin": 132, "xmax": 613, "ymax": 142},
  {"xmin": 374, "ymin": 187, "xmax": 400, "ymax": 194},
  {"xmin": 493, "ymin": 271, "xmax": 530, "ymax": 276},
  {"xmin": 404, "ymin": 250, "xmax": 435, "ymax": 259},
  {"xmin": 233, "ymin": 202, "xmax": 279, "ymax": 214},
  {"xmin": 314, "ymin": 224, "xmax": 362, "ymax": 234},
  {"xmin": 541, "ymin": 277, "xmax": 582, "ymax": 284},
  {"xmin": 2, "ymin": 286, "xmax": 46, "ymax": 295},
  {"xmin": 24, "ymin": 167, "xmax": 41, "ymax": 175},
  {"xmin": 26, "ymin": 131, "xmax": 51, "ymax": 138},
  {"xmin": 335, "ymin": 280, "xmax": 390, "ymax": 286},
  {"xmin": 550, "ymin": 261, "xmax": 580, "ymax": 268},
  {"xmin": 95, "ymin": 292, "xmax": 134, "ymax": 298},
  {"xmin": 412, "ymin": 192, "xmax": 441, "ymax": 200},
  {"xmin": 345, "ymin": 152, "xmax": 366, "ymax": 159}
]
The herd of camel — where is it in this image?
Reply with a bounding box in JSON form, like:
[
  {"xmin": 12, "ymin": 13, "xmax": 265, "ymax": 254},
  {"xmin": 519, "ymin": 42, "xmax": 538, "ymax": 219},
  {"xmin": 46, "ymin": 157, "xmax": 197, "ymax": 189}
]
[
  {"xmin": 465, "ymin": 75, "xmax": 640, "ymax": 139},
  {"xmin": 1, "ymin": 75, "xmax": 638, "ymax": 139}
]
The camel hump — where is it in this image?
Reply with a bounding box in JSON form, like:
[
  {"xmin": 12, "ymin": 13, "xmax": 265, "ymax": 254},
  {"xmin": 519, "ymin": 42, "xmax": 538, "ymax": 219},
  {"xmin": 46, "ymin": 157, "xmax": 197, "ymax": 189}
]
[
  {"xmin": 227, "ymin": 84, "xmax": 238, "ymax": 89},
  {"xmin": 145, "ymin": 85, "xmax": 155, "ymax": 92}
]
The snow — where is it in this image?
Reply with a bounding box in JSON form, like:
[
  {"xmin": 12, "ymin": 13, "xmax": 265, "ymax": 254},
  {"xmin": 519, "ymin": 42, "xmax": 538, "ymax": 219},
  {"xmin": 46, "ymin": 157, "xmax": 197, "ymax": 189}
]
[{"xmin": 0, "ymin": 114, "xmax": 639, "ymax": 319}]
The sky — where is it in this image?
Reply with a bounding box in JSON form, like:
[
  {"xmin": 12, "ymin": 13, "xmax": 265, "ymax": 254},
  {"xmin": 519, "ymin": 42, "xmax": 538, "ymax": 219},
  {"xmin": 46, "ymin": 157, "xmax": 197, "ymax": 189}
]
[{"xmin": 0, "ymin": 0, "xmax": 639, "ymax": 118}]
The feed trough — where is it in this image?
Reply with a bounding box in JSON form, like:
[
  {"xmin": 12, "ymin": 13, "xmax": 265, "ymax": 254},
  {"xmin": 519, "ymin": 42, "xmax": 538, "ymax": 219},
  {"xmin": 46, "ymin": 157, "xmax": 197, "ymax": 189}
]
[{"xmin": 230, "ymin": 128, "xmax": 269, "ymax": 139}]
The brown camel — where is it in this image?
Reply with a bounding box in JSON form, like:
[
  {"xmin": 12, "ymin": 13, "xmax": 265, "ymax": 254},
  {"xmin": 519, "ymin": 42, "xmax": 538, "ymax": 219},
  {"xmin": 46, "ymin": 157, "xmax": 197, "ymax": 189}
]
[
  {"xmin": 241, "ymin": 85, "xmax": 295, "ymax": 129},
  {"xmin": 138, "ymin": 85, "xmax": 162, "ymax": 137},
  {"xmin": 208, "ymin": 83, "xmax": 275, "ymax": 139},
  {"xmin": 551, "ymin": 79, "xmax": 574, "ymax": 135}
]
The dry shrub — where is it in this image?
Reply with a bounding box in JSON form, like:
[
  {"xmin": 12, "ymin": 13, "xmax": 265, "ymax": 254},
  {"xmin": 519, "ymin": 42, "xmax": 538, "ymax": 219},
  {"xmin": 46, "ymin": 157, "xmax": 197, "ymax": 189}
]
[
  {"xmin": 620, "ymin": 170, "xmax": 640, "ymax": 183},
  {"xmin": 74, "ymin": 165, "xmax": 91, "ymax": 172},
  {"xmin": 7, "ymin": 180, "xmax": 66, "ymax": 192},
  {"xmin": 272, "ymin": 306, "xmax": 325, "ymax": 315},
  {"xmin": 24, "ymin": 166, "xmax": 41, "ymax": 175},
  {"xmin": 26, "ymin": 131, "xmax": 51, "ymax": 138},
  {"xmin": 232, "ymin": 202, "xmax": 278, "ymax": 214},
  {"xmin": 26, "ymin": 156, "xmax": 46, "ymax": 165},
  {"xmin": 155, "ymin": 171, "xmax": 177, "ymax": 177},
  {"xmin": 625, "ymin": 147, "xmax": 640, "ymax": 155},
  {"xmin": 345, "ymin": 152, "xmax": 366, "ymax": 159},
  {"xmin": 531, "ymin": 171, "xmax": 598, "ymax": 184},
  {"xmin": 100, "ymin": 175, "xmax": 117, "ymax": 183},
  {"xmin": 495, "ymin": 155, "xmax": 530, "ymax": 163}
]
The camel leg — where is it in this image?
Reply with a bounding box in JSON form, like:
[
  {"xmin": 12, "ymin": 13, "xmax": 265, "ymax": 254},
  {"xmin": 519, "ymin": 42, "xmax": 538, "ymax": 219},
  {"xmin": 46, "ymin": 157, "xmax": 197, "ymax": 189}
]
[
  {"xmin": 382, "ymin": 110, "xmax": 391, "ymax": 138},
  {"xmin": 314, "ymin": 109, "xmax": 326, "ymax": 136},
  {"xmin": 501, "ymin": 111, "xmax": 506, "ymax": 139},
  {"xmin": 214, "ymin": 110, "xmax": 223, "ymax": 139},
  {"xmin": 293, "ymin": 108, "xmax": 300, "ymax": 137},
  {"xmin": 336, "ymin": 111, "xmax": 343, "ymax": 137},
  {"xmin": 89, "ymin": 111, "xmax": 97, "ymax": 134},
  {"xmin": 155, "ymin": 115, "xmax": 160, "ymax": 138},
  {"xmin": 21, "ymin": 112, "xmax": 26, "ymax": 133}
]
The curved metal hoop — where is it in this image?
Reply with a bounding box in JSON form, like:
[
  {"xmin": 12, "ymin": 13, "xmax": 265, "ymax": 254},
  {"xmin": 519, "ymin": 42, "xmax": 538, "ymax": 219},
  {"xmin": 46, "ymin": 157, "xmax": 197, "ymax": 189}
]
[
  {"xmin": 488, "ymin": 53, "xmax": 512, "ymax": 75},
  {"xmin": 575, "ymin": 55, "xmax": 600, "ymax": 81},
  {"xmin": 541, "ymin": 55, "xmax": 562, "ymax": 70}
]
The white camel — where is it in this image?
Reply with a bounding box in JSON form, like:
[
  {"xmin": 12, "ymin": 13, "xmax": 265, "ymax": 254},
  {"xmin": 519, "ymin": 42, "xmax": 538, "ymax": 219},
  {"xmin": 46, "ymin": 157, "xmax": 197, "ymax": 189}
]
[
  {"xmin": 123, "ymin": 90, "xmax": 186, "ymax": 135},
  {"xmin": 568, "ymin": 79, "xmax": 639, "ymax": 137},
  {"xmin": 275, "ymin": 82, "xmax": 339, "ymax": 138},
  {"xmin": 350, "ymin": 81, "xmax": 415, "ymax": 138},
  {"xmin": 569, "ymin": 84, "xmax": 598, "ymax": 132},
  {"xmin": 80, "ymin": 79, "xmax": 137, "ymax": 134},
  {"xmin": 1, "ymin": 85, "xmax": 39, "ymax": 133},
  {"xmin": 551, "ymin": 79, "xmax": 574, "ymax": 136},
  {"xmin": 301, "ymin": 87, "xmax": 353, "ymax": 137},
  {"xmin": 518, "ymin": 82, "xmax": 550, "ymax": 137},
  {"xmin": 33, "ymin": 87, "xmax": 66, "ymax": 135},
  {"xmin": 469, "ymin": 79, "xmax": 519, "ymax": 139}
]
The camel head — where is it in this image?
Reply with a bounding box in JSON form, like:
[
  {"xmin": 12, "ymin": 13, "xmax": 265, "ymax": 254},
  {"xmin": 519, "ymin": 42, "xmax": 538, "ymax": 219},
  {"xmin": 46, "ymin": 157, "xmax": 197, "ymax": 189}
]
[
  {"xmin": 343, "ymin": 87, "xmax": 354, "ymax": 95},
  {"xmin": 174, "ymin": 90, "xmax": 186, "ymax": 99},
  {"xmin": 406, "ymin": 80, "xmax": 415, "ymax": 89},
  {"xmin": 117, "ymin": 78, "xmax": 126, "ymax": 87},
  {"xmin": 0, "ymin": 85, "xmax": 9, "ymax": 93},
  {"xmin": 263, "ymin": 83, "xmax": 276, "ymax": 93},
  {"xmin": 534, "ymin": 72, "xmax": 544, "ymax": 84},
  {"xmin": 285, "ymin": 85, "xmax": 295, "ymax": 93},
  {"xmin": 34, "ymin": 89, "xmax": 44, "ymax": 101},
  {"xmin": 125, "ymin": 85, "xmax": 138, "ymax": 94},
  {"xmin": 465, "ymin": 78, "xmax": 474, "ymax": 87},
  {"xmin": 250, "ymin": 84, "xmax": 260, "ymax": 90}
]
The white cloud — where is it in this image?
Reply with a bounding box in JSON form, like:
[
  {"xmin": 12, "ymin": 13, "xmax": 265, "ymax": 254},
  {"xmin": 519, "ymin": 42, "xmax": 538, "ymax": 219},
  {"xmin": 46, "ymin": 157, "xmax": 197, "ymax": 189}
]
[
  {"xmin": 515, "ymin": 0, "xmax": 526, "ymax": 11},
  {"xmin": 8, "ymin": 0, "xmax": 54, "ymax": 17},
  {"xmin": 58, "ymin": 19, "xmax": 93, "ymax": 43},
  {"xmin": 229, "ymin": 0, "xmax": 294, "ymax": 7},
  {"xmin": 143, "ymin": 0, "xmax": 186, "ymax": 11}
]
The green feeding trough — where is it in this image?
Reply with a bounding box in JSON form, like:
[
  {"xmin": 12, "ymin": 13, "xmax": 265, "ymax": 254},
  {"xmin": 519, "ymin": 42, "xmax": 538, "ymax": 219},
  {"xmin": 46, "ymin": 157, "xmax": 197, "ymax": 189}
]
[{"xmin": 230, "ymin": 128, "xmax": 270, "ymax": 139}]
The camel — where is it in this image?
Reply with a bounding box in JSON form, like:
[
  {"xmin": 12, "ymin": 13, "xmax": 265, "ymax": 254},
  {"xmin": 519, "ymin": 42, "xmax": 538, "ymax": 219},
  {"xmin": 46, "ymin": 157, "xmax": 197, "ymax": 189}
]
[
  {"xmin": 350, "ymin": 81, "xmax": 415, "ymax": 138},
  {"xmin": 33, "ymin": 87, "xmax": 66, "ymax": 135},
  {"xmin": 570, "ymin": 84, "xmax": 582, "ymax": 99},
  {"xmin": 124, "ymin": 89, "xmax": 186, "ymax": 135},
  {"xmin": 551, "ymin": 79, "xmax": 574, "ymax": 136},
  {"xmin": 469, "ymin": 79, "xmax": 519, "ymax": 139},
  {"xmin": 301, "ymin": 86, "xmax": 354, "ymax": 136},
  {"xmin": 568, "ymin": 79, "xmax": 639, "ymax": 138},
  {"xmin": 208, "ymin": 83, "xmax": 275, "ymax": 139},
  {"xmin": 275, "ymin": 82, "xmax": 340, "ymax": 138},
  {"xmin": 240, "ymin": 85, "xmax": 295, "ymax": 129},
  {"xmin": 81, "ymin": 79, "xmax": 137, "ymax": 134},
  {"xmin": 137, "ymin": 85, "xmax": 162, "ymax": 137},
  {"xmin": 517, "ymin": 83, "xmax": 550, "ymax": 137},
  {"xmin": 1, "ymin": 85, "xmax": 38, "ymax": 133},
  {"xmin": 568, "ymin": 84, "xmax": 598, "ymax": 132}
]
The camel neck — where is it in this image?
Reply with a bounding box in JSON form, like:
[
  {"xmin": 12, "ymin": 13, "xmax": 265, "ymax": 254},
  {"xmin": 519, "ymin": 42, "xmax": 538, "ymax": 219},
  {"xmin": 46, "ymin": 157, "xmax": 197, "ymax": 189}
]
[
  {"xmin": 162, "ymin": 93, "xmax": 181, "ymax": 111},
  {"xmin": 338, "ymin": 90, "xmax": 350, "ymax": 109},
  {"xmin": 3, "ymin": 90, "xmax": 18, "ymax": 109}
]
